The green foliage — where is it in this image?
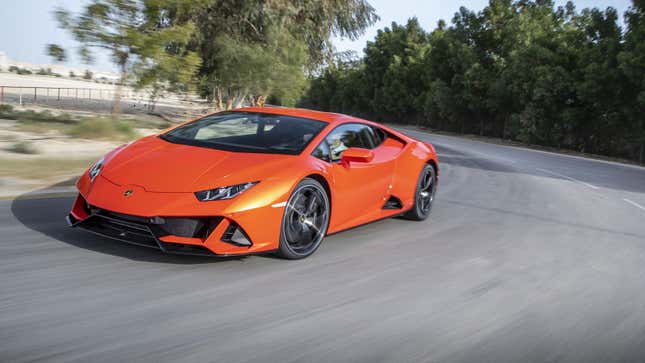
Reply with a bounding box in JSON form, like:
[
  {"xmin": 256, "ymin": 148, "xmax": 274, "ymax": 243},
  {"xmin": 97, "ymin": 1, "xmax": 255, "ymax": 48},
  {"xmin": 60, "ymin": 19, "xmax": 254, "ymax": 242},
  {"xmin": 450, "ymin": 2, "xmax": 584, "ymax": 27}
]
[
  {"xmin": 8, "ymin": 66, "xmax": 32, "ymax": 75},
  {"xmin": 36, "ymin": 68, "xmax": 61, "ymax": 77},
  {"xmin": 13, "ymin": 111, "xmax": 77, "ymax": 124},
  {"xmin": 184, "ymin": 0, "xmax": 377, "ymax": 108},
  {"xmin": 619, "ymin": 0, "xmax": 645, "ymax": 161},
  {"xmin": 132, "ymin": 1, "xmax": 201, "ymax": 109},
  {"xmin": 0, "ymin": 104, "xmax": 14, "ymax": 114},
  {"xmin": 199, "ymin": 29, "xmax": 308, "ymax": 108},
  {"xmin": 54, "ymin": 0, "xmax": 201, "ymax": 113},
  {"xmin": 66, "ymin": 118, "xmax": 139, "ymax": 141},
  {"xmin": 46, "ymin": 44, "xmax": 67, "ymax": 62},
  {"xmin": 7, "ymin": 142, "xmax": 38, "ymax": 155},
  {"xmin": 303, "ymin": 0, "xmax": 645, "ymax": 163},
  {"xmin": 7, "ymin": 141, "xmax": 38, "ymax": 155},
  {"xmin": 52, "ymin": 0, "xmax": 376, "ymax": 111},
  {"xmin": 0, "ymin": 107, "xmax": 79, "ymax": 127}
]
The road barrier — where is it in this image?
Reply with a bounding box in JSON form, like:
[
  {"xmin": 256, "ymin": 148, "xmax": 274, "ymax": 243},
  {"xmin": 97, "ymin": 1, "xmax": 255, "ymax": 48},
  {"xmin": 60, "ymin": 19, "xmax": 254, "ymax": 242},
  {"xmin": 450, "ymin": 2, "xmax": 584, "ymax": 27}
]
[
  {"xmin": 0, "ymin": 85, "xmax": 208, "ymax": 119},
  {"xmin": 0, "ymin": 85, "xmax": 145, "ymax": 107}
]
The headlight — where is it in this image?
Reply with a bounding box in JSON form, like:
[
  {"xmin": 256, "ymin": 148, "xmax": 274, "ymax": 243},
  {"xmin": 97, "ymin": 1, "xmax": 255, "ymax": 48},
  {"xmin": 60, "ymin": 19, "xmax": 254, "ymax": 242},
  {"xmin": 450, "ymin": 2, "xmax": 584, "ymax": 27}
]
[
  {"xmin": 88, "ymin": 157, "xmax": 105, "ymax": 182},
  {"xmin": 195, "ymin": 182, "xmax": 259, "ymax": 202}
]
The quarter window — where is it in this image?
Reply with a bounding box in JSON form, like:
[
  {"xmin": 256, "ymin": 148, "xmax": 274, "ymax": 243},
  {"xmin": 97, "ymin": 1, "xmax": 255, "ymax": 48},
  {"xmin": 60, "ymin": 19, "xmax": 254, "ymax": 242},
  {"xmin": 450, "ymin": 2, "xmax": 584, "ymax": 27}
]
[
  {"xmin": 325, "ymin": 124, "xmax": 373, "ymax": 162},
  {"xmin": 311, "ymin": 123, "xmax": 388, "ymax": 163},
  {"xmin": 371, "ymin": 127, "xmax": 387, "ymax": 147},
  {"xmin": 312, "ymin": 142, "xmax": 331, "ymax": 162}
]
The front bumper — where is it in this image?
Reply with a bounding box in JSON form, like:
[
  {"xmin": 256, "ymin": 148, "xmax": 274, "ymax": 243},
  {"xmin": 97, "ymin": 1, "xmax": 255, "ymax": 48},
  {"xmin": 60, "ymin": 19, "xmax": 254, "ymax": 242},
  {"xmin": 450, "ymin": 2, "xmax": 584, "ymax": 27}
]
[{"xmin": 67, "ymin": 191, "xmax": 280, "ymax": 256}]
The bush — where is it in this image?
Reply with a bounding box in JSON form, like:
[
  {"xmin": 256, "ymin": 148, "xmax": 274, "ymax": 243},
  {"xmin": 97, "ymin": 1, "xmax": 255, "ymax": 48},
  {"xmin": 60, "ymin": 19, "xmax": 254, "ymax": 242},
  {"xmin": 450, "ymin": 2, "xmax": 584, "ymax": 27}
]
[
  {"xmin": 7, "ymin": 141, "xmax": 38, "ymax": 154},
  {"xmin": 66, "ymin": 118, "xmax": 138, "ymax": 141},
  {"xmin": 0, "ymin": 104, "xmax": 14, "ymax": 115},
  {"xmin": 0, "ymin": 107, "xmax": 79, "ymax": 125},
  {"xmin": 14, "ymin": 110, "xmax": 76, "ymax": 124},
  {"xmin": 9, "ymin": 66, "xmax": 33, "ymax": 75}
]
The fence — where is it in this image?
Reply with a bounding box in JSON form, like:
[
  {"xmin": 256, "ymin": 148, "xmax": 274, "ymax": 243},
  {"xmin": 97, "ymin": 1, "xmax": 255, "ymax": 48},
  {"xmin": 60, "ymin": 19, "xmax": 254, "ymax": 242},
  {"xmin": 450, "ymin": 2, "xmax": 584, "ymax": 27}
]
[{"xmin": 0, "ymin": 85, "xmax": 209, "ymax": 119}]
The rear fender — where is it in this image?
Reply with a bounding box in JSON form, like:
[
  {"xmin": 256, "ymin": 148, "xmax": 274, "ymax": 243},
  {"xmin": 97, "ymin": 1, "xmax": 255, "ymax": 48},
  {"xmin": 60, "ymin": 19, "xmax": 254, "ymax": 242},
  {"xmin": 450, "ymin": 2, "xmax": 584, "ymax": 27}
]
[{"xmin": 390, "ymin": 142, "xmax": 435, "ymax": 208}]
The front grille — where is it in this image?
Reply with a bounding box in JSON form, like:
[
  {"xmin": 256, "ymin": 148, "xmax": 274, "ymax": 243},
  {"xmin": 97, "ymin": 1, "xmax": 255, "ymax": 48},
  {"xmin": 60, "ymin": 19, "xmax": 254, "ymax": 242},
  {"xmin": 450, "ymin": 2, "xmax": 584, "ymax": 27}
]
[
  {"xmin": 159, "ymin": 217, "xmax": 222, "ymax": 239},
  {"xmin": 74, "ymin": 205, "xmax": 222, "ymax": 254},
  {"xmin": 79, "ymin": 214, "xmax": 160, "ymax": 249},
  {"xmin": 97, "ymin": 209, "xmax": 154, "ymax": 225},
  {"xmin": 88, "ymin": 205, "xmax": 221, "ymax": 239}
]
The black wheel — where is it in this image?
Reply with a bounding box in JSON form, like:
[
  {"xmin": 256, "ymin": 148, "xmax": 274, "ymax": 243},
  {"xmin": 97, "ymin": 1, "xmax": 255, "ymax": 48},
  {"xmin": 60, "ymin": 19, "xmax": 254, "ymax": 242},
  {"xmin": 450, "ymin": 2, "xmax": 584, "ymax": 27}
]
[
  {"xmin": 403, "ymin": 164, "xmax": 436, "ymax": 221},
  {"xmin": 277, "ymin": 178, "xmax": 330, "ymax": 259}
]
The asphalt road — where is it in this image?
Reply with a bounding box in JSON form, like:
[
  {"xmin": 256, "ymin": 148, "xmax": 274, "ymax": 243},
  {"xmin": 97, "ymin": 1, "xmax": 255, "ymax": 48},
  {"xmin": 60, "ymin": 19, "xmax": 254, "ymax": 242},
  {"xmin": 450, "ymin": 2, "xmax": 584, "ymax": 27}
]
[{"xmin": 3, "ymin": 130, "xmax": 645, "ymax": 363}]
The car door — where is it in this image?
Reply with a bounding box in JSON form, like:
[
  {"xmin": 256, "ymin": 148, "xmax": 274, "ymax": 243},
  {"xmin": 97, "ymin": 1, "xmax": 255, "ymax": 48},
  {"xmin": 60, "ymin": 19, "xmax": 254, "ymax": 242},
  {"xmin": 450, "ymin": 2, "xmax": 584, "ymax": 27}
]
[{"xmin": 317, "ymin": 123, "xmax": 394, "ymax": 230}]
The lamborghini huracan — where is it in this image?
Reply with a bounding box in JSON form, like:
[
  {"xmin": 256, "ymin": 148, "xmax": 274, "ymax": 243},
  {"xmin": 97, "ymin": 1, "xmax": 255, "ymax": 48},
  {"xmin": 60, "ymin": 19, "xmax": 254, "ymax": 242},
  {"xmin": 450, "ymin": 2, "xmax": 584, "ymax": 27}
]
[{"xmin": 67, "ymin": 107, "xmax": 439, "ymax": 259}]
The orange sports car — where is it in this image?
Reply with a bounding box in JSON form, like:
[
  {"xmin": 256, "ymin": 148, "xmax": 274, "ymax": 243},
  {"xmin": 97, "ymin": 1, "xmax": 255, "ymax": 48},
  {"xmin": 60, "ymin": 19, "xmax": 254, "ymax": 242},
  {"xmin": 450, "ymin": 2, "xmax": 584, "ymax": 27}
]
[{"xmin": 67, "ymin": 107, "xmax": 439, "ymax": 259}]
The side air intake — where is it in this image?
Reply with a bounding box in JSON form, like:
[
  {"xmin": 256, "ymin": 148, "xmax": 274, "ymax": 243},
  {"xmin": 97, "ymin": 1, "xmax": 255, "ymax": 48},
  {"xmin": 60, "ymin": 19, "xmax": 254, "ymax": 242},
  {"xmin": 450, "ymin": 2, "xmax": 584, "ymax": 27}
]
[
  {"xmin": 383, "ymin": 196, "xmax": 403, "ymax": 210},
  {"xmin": 221, "ymin": 222, "xmax": 253, "ymax": 247}
]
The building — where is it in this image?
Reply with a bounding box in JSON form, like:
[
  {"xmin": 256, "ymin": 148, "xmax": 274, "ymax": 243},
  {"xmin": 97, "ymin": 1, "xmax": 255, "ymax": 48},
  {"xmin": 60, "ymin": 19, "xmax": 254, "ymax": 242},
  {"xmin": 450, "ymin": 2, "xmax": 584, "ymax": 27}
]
[{"xmin": 0, "ymin": 51, "xmax": 119, "ymax": 82}]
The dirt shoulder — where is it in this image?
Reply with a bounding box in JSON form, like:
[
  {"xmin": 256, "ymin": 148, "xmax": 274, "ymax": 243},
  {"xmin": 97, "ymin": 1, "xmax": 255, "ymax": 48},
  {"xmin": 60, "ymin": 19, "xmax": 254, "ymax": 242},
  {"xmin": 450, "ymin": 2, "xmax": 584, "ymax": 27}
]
[{"xmin": 0, "ymin": 106, "xmax": 169, "ymax": 199}]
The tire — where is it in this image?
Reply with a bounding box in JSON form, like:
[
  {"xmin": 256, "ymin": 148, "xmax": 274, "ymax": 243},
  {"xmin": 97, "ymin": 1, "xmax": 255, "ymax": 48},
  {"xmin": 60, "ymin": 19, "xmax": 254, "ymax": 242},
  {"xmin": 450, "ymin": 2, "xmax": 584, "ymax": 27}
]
[
  {"xmin": 403, "ymin": 164, "xmax": 437, "ymax": 221},
  {"xmin": 277, "ymin": 178, "xmax": 330, "ymax": 259}
]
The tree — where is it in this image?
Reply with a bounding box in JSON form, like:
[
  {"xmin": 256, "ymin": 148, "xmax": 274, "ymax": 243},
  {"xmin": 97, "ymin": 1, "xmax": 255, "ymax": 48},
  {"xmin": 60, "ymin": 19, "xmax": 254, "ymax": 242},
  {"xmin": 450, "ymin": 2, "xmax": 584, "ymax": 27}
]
[
  {"xmin": 198, "ymin": 29, "xmax": 308, "ymax": 109},
  {"xmin": 362, "ymin": 19, "xmax": 429, "ymax": 123},
  {"xmin": 46, "ymin": 44, "xmax": 67, "ymax": 62},
  {"xmin": 53, "ymin": 0, "xmax": 199, "ymax": 114},
  {"xmin": 133, "ymin": 1, "xmax": 201, "ymax": 111},
  {"xmin": 189, "ymin": 0, "xmax": 378, "ymax": 109},
  {"xmin": 51, "ymin": 0, "xmax": 376, "ymax": 112},
  {"xmin": 620, "ymin": 0, "xmax": 645, "ymax": 162},
  {"xmin": 303, "ymin": 0, "xmax": 644, "ymax": 163}
]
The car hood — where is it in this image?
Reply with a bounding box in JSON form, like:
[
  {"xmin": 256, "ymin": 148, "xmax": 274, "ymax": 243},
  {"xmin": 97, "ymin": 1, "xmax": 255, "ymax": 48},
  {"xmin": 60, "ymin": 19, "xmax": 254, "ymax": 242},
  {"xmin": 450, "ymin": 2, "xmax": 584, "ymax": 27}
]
[{"xmin": 101, "ymin": 135, "xmax": 297, "ymax": 192}]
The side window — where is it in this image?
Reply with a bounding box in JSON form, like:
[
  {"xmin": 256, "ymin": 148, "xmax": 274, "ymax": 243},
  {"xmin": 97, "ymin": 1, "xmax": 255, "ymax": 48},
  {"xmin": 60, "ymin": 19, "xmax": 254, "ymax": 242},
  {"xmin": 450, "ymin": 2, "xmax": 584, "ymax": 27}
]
[{"xmin": 325, "ymin": 124, "xmax": 372, "ymax": 162}]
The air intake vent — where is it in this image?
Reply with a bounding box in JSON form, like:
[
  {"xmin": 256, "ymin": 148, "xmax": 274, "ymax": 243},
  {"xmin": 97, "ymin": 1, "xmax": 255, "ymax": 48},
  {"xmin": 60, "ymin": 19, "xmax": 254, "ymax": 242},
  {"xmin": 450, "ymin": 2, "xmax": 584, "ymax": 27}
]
[
  {"xmin": 222, "ymin": 222, "xmax": 252, "ymax": 247},
  {"xmin": 383, "ymin": 196, "xmax": 403, "ymax": 210}
]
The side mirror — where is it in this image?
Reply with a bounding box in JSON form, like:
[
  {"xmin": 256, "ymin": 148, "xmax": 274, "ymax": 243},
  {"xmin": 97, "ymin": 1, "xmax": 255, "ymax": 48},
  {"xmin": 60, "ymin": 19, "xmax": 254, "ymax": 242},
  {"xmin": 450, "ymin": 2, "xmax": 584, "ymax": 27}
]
[{"xmin": 341, "ymin": 147, "xmax": 374, "ymax": 166}]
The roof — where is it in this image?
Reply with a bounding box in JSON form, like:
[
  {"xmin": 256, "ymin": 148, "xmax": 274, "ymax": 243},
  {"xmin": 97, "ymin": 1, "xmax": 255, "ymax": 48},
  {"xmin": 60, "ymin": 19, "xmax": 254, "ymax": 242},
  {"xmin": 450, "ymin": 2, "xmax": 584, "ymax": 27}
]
[{"xmin": 236, "ymin": 106, "xmax": 357, "ymax": 124}]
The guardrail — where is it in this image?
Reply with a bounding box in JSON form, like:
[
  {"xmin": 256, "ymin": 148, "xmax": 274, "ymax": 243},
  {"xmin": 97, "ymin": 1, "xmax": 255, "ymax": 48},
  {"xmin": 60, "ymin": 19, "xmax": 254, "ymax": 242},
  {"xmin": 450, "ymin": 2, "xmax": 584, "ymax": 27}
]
[
  {"xmin": 0, "ymin": 85, "xmax": 209, "ymax": 119},
  {"xmin": 0, "ymin": 86, "xmax": 144, "ymax": 105}
]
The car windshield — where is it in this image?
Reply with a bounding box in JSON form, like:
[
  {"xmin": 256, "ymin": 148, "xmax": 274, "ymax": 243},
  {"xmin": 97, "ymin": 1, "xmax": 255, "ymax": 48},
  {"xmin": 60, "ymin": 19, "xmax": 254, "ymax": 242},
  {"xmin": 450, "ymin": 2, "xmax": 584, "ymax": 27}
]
[{"xmin": 160, "ymin": 112, "xmax": 328, "ymax": 155}]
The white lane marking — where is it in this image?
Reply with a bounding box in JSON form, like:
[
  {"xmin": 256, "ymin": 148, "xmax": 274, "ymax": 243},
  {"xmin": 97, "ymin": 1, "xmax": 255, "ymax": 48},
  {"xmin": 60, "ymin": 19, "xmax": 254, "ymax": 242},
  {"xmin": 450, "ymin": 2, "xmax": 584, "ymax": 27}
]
[
  {"xmin": 624, "ymin": 198, "xmax": 645, "ymax": 212},
  {"xmin": 535, "ymin": 168, "xmax": 600, "ymax": 190}
]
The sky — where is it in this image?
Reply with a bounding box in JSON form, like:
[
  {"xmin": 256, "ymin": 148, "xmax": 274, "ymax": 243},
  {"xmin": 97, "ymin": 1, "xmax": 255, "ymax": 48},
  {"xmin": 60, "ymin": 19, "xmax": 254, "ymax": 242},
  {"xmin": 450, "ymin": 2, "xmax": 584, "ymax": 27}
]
[{"xmin": 0, "ymin": 0, "xmax": 633, "ymax": 73}]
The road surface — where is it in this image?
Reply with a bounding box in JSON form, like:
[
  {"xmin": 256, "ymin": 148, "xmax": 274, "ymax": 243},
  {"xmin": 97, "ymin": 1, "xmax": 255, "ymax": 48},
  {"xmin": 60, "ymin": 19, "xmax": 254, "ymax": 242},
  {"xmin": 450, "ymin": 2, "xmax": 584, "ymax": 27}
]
[{"xmin": 2, "ymin": 130, "xmax": 645, "ymax": 363}]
